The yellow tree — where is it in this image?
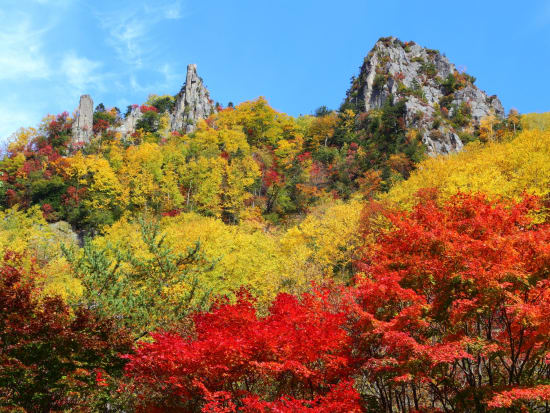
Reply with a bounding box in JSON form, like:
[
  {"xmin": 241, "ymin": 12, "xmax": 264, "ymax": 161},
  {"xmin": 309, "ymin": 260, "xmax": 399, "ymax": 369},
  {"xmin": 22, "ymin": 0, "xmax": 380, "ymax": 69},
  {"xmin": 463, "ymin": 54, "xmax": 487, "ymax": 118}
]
[
  {"xmin": 181, "ymin": 157, "xmax": 224, "ymax": 216},
  {"xmin": 182, "ymin": 122, "xmax": 260, "ymax": 220},
  {"xmin": 118, "ymin": 142, "xmax": 183, "ymax": 212},
  {"xmin": 215, "ymin": 97, "xmax": 300, "ymax": 147},
  {"xmin": 7, "ymin": 127, "xmax": 38, "ymax": 155},
  {"xmin": 385, "ymin": 128, "xmax": 550, "ymax": 216},
  {"xmin": 0, "ymin": 206, "xmax": 81, "ymax": 299},
  {"xmin": 521, "ymin": 111, "xmax": 550, "ymax": 131},
  {"xmin": 303, "ymin": 112, "xmax": 339, "ymax": 149},
  {"xmin": 94, "ymin": 213, "xmax": 323, "ymax": 309},
  {"xmin": 59, "ymin": 152, "xmax": 126, "ymax": 228},
  {"xmin": 479, "ymin": 112, "xmax": 498, "ymax": 142},
  {"xmin": 222, "ymin": 156, "xmax": 260, "ymax": 222},
  {"xmin": 281, "ymin": 199, "xmax": 364, "ymax": 280}
]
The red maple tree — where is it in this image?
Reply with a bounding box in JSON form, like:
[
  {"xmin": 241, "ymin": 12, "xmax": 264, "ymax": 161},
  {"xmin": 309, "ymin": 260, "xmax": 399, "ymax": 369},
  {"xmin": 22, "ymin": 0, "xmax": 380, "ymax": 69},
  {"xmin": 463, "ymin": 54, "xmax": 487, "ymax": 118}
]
[
  {"xmin": 350, "ymin": 192, "xmax": 550, "ymax": 412},
  {"xmin": 124, "ymin": 290, "xmax": 360, "ymax": 412}
]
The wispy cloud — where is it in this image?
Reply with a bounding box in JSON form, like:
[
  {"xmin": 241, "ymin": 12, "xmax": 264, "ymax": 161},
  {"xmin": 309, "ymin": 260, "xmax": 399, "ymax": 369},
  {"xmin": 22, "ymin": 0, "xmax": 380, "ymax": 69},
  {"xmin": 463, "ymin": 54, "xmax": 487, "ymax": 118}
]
[
  {"xmin": 32, "ymin": 0, "xmax": 74, "ymax": 5},
  {"xmin": 0, "ymin": 13, "xmax": 51, "ymax": 80},
  {"xmin": 153, "ymin": 2, "xmax": 184, "ymax": 20},
  {"xmin": 126, "ymin": 63, "xmax": 183, "ymax": 96},
  {"xmin": 0, "ymin": 0, "xmax": 189, "ymax": 143},
  {"xmin": 0, "ymin": 1, "xmax": 108, "ymax": 142},
  {"xmin": 96, "ymin": 0, "xmax": 186, "ymax": 68},
  {"xmin": 61, "ymin": 52, "xmax": 104, "ymax": 93},
  {"xmin": 159, "ymin": 63, "xmax": 181, "ymax": 86}
]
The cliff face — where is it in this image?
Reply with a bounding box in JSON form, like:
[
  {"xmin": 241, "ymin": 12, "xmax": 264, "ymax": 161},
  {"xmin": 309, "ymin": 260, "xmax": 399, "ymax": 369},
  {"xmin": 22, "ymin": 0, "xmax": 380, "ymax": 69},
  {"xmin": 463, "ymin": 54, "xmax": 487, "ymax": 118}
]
[
  {"xmin": 346, "ymin": 37, "xmax": 504, "ymax": 155},
  {"xmin": 170, "ymin": 64, "xmax": 217, "ymax": 133}
]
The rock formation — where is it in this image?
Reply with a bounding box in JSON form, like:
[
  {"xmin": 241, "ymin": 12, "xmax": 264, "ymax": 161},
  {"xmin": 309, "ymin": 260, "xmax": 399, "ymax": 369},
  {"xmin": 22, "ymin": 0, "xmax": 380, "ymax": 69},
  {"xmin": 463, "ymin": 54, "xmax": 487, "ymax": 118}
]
[
  {"xmin": 71, "ymin": 94, "xmax": 94, "ymax": 144},
  {"xmin": 108, "ymin": 64, "xmax": 216, "ymax": 139},
  {"xmin": 345, "ymin": 37, "xmax": 504, "ymax": 155},
  {"xmin": 170, "ymin": 64, "xmax": 217, "ymax": 133},
  {"xmin": 117, "ymin": 105, "xmax": 143, "ymax": 136}
]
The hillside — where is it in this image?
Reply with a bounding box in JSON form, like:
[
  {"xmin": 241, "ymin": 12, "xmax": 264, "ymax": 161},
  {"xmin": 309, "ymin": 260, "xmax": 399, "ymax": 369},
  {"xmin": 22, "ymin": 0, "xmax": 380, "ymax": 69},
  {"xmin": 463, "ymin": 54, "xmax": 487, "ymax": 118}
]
[
  {"xmin": 521, "ymin": 111, "xmax": 550, "ymax": 131},
  {"xmin": 2, "ymin": 37, "xmax": 550, "ymax": 412}
]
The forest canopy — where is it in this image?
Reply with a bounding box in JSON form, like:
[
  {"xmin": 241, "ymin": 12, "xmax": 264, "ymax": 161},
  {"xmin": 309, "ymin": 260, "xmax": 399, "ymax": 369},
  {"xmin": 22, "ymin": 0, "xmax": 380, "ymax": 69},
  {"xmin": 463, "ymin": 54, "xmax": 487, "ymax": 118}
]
[{"xmin": 1, "ymin": 85, "xmax": 550, "ymax": 411}]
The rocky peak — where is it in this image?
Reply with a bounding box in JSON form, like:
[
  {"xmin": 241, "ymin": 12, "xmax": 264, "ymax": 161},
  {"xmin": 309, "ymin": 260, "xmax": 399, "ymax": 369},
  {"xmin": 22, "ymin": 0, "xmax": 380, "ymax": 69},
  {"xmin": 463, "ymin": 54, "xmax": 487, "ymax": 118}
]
[
  {"xmin": 71, "ymin": 94, "xmax": 94, "ymax": 144},
  {"xmin": 72, "ymin": 64, "xmax": 216, "ymax": 142},
  {"xmin": 346, "ymin": 37, "xmax": 505, "ymax": 155},
  {"xmin": 170, "ymin": 64, "xmax": 217, "ymax": 133}
]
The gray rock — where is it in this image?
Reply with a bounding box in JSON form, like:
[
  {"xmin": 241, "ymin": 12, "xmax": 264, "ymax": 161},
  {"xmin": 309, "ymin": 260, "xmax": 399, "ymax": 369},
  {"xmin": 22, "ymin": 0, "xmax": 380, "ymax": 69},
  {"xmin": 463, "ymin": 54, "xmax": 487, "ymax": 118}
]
[
  {"xmin": 71, "ymin": 95, "xmax": 94, "ymax": 145},
  {"xmin": 109, "ymin": 64, "xmax": 216, "ymax": 139},
  {"xmin": 48, "ymin": 221, "xmax": 80, "ymax": 246},
  {"xmin": 170, "ymin": 64, "xmax": 217, "ymax": 133},
  {"xmin": 421, "ymin": 129, "xmax": 463, "ymax": 155},
  {"xmin": 451, "ymin": 85, "xmax": 505, "ymax": 121},
  {"xmin": 115, "ymin": 106, "xmax": 143, "ymax": 137},
  {"xmin": 346, "ymin": 37, "xmax": 504, "ymax": 156}
]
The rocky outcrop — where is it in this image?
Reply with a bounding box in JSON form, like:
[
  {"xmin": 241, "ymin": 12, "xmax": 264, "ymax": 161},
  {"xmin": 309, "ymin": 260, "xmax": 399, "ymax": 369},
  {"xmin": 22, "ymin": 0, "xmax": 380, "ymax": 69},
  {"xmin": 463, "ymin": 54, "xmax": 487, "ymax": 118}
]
[
  {"xmin": 116, "ymin": 105, "xmax": 142, "ymax": 137},
  {"xmin": 48, "ymin": 221, "xmax": 80, "ymax": 246},
  {"xmin": 346, "ymin": 37, "xmax": 504, "ymax": 155},
  {"xmin": 69, "ymin": 65, "xmax": 217, "ymax": 143},
  {"xmin": 108, "ymin": 64, "xmax": 216, "ymax": 139},
  {"xmin": 170, "ymin": 64, "xmax": 217, "ymax": 133},
  {"xmin": 71, "ymin": 95, "xmax": 94, "ymax": 144}
]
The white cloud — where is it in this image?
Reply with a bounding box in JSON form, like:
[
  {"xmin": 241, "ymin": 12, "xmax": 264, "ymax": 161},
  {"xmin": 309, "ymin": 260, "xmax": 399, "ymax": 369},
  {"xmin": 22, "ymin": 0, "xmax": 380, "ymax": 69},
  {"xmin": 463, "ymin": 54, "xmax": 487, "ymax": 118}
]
[
  {"xmin": 61, "ymin": 52, "xmax": 104, "ymax": 92},
  {"xmin": 159, "ymin": 63, "xmax": 181, "ymax": 86},
  {"xmin": 158, "ymin": 2, "xmax": 183, "ymax": 19},
  {"xmin": 0, "ymin": 0, "xmax": 189, "ymax": 144},
  {"xmin": 0, "ymin": 15, "xmax": 51, "ymax": 80},
  {"xmin": 108, "ymin": 16, "xmax": 147, "ymax": 66},
  {"xmin": 32, "ymin": 0, "xmax": 74, "ymax": 5},
  {"xmin": 0, "ymin": 0, "xmax": 81, "ymax": 83},
  {"xmin": 124, "ymin": 63, "xmax": 182, "ymax": 95},
  {"xmin": 96, "ymin": 0, "xmax": 185, "ymax": 67}
]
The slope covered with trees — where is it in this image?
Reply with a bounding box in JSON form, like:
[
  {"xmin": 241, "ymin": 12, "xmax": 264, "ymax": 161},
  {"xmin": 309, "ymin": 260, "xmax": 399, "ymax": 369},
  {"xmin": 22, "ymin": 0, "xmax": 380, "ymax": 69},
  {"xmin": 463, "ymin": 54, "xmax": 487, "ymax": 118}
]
[{"xmin": 1, "ymin": 37, "xmax": 550, "ymax": 412}]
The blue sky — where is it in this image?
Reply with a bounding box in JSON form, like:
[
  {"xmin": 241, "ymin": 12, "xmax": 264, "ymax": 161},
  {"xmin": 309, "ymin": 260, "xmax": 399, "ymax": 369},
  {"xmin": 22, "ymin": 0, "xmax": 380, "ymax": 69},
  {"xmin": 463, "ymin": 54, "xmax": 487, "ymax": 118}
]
[{"xmin": 1, "ymin": 0, "xmax": 549, "ymax": 142}]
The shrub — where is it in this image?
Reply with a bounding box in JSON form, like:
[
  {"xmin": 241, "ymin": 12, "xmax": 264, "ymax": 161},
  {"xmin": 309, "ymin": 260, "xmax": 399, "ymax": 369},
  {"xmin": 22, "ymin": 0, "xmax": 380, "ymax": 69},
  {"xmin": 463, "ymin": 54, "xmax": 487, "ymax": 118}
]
[{"xmin": 135, "ymin": 110, "xmax": 160, "ymax": 133}]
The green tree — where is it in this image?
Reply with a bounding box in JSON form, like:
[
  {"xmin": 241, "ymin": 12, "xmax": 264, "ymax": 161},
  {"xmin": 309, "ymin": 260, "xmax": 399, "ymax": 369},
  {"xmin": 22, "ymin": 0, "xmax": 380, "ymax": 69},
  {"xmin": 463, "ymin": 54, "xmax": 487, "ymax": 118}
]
[{"xmin": 64, "ymin": 217, "xmax": 214, "ymax": 339}]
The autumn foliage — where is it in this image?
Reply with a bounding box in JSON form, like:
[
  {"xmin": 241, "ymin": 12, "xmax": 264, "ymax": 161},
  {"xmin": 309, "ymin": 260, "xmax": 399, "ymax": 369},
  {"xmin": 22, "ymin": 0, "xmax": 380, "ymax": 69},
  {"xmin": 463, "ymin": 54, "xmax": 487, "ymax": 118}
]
[
  {"xmin": 3, "ymin": 88, "xmax": 550, "ymax": 412},
  {"xmin": 124, "ymin": 290, "xmax": 360, "ymax": 412},
  {"xmin": 0, "ymin": 252, "xmax": 133, "ymax": 411},
  {"xmin": 350, "ymin": 192, "xmax": 550, "ymax": 411},
  {"xmin": 121, "ymin": 192, "xmax": 550, "ymax": 412}
]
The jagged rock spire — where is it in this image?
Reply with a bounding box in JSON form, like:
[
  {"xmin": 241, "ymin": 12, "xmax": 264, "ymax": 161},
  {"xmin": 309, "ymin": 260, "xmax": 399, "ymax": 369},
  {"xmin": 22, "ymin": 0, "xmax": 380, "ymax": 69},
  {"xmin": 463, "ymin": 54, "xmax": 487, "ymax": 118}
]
[
  {"xmin": 71, "ymin": 94, "xmax": 94, "ymax": 144},
  {"xmin": 170, "ymin": 64, "xmax": 217, "ymax": 133},
  {"xmin": 72, "ymin": 65, "xmax": 216, "ymax": 141}
]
